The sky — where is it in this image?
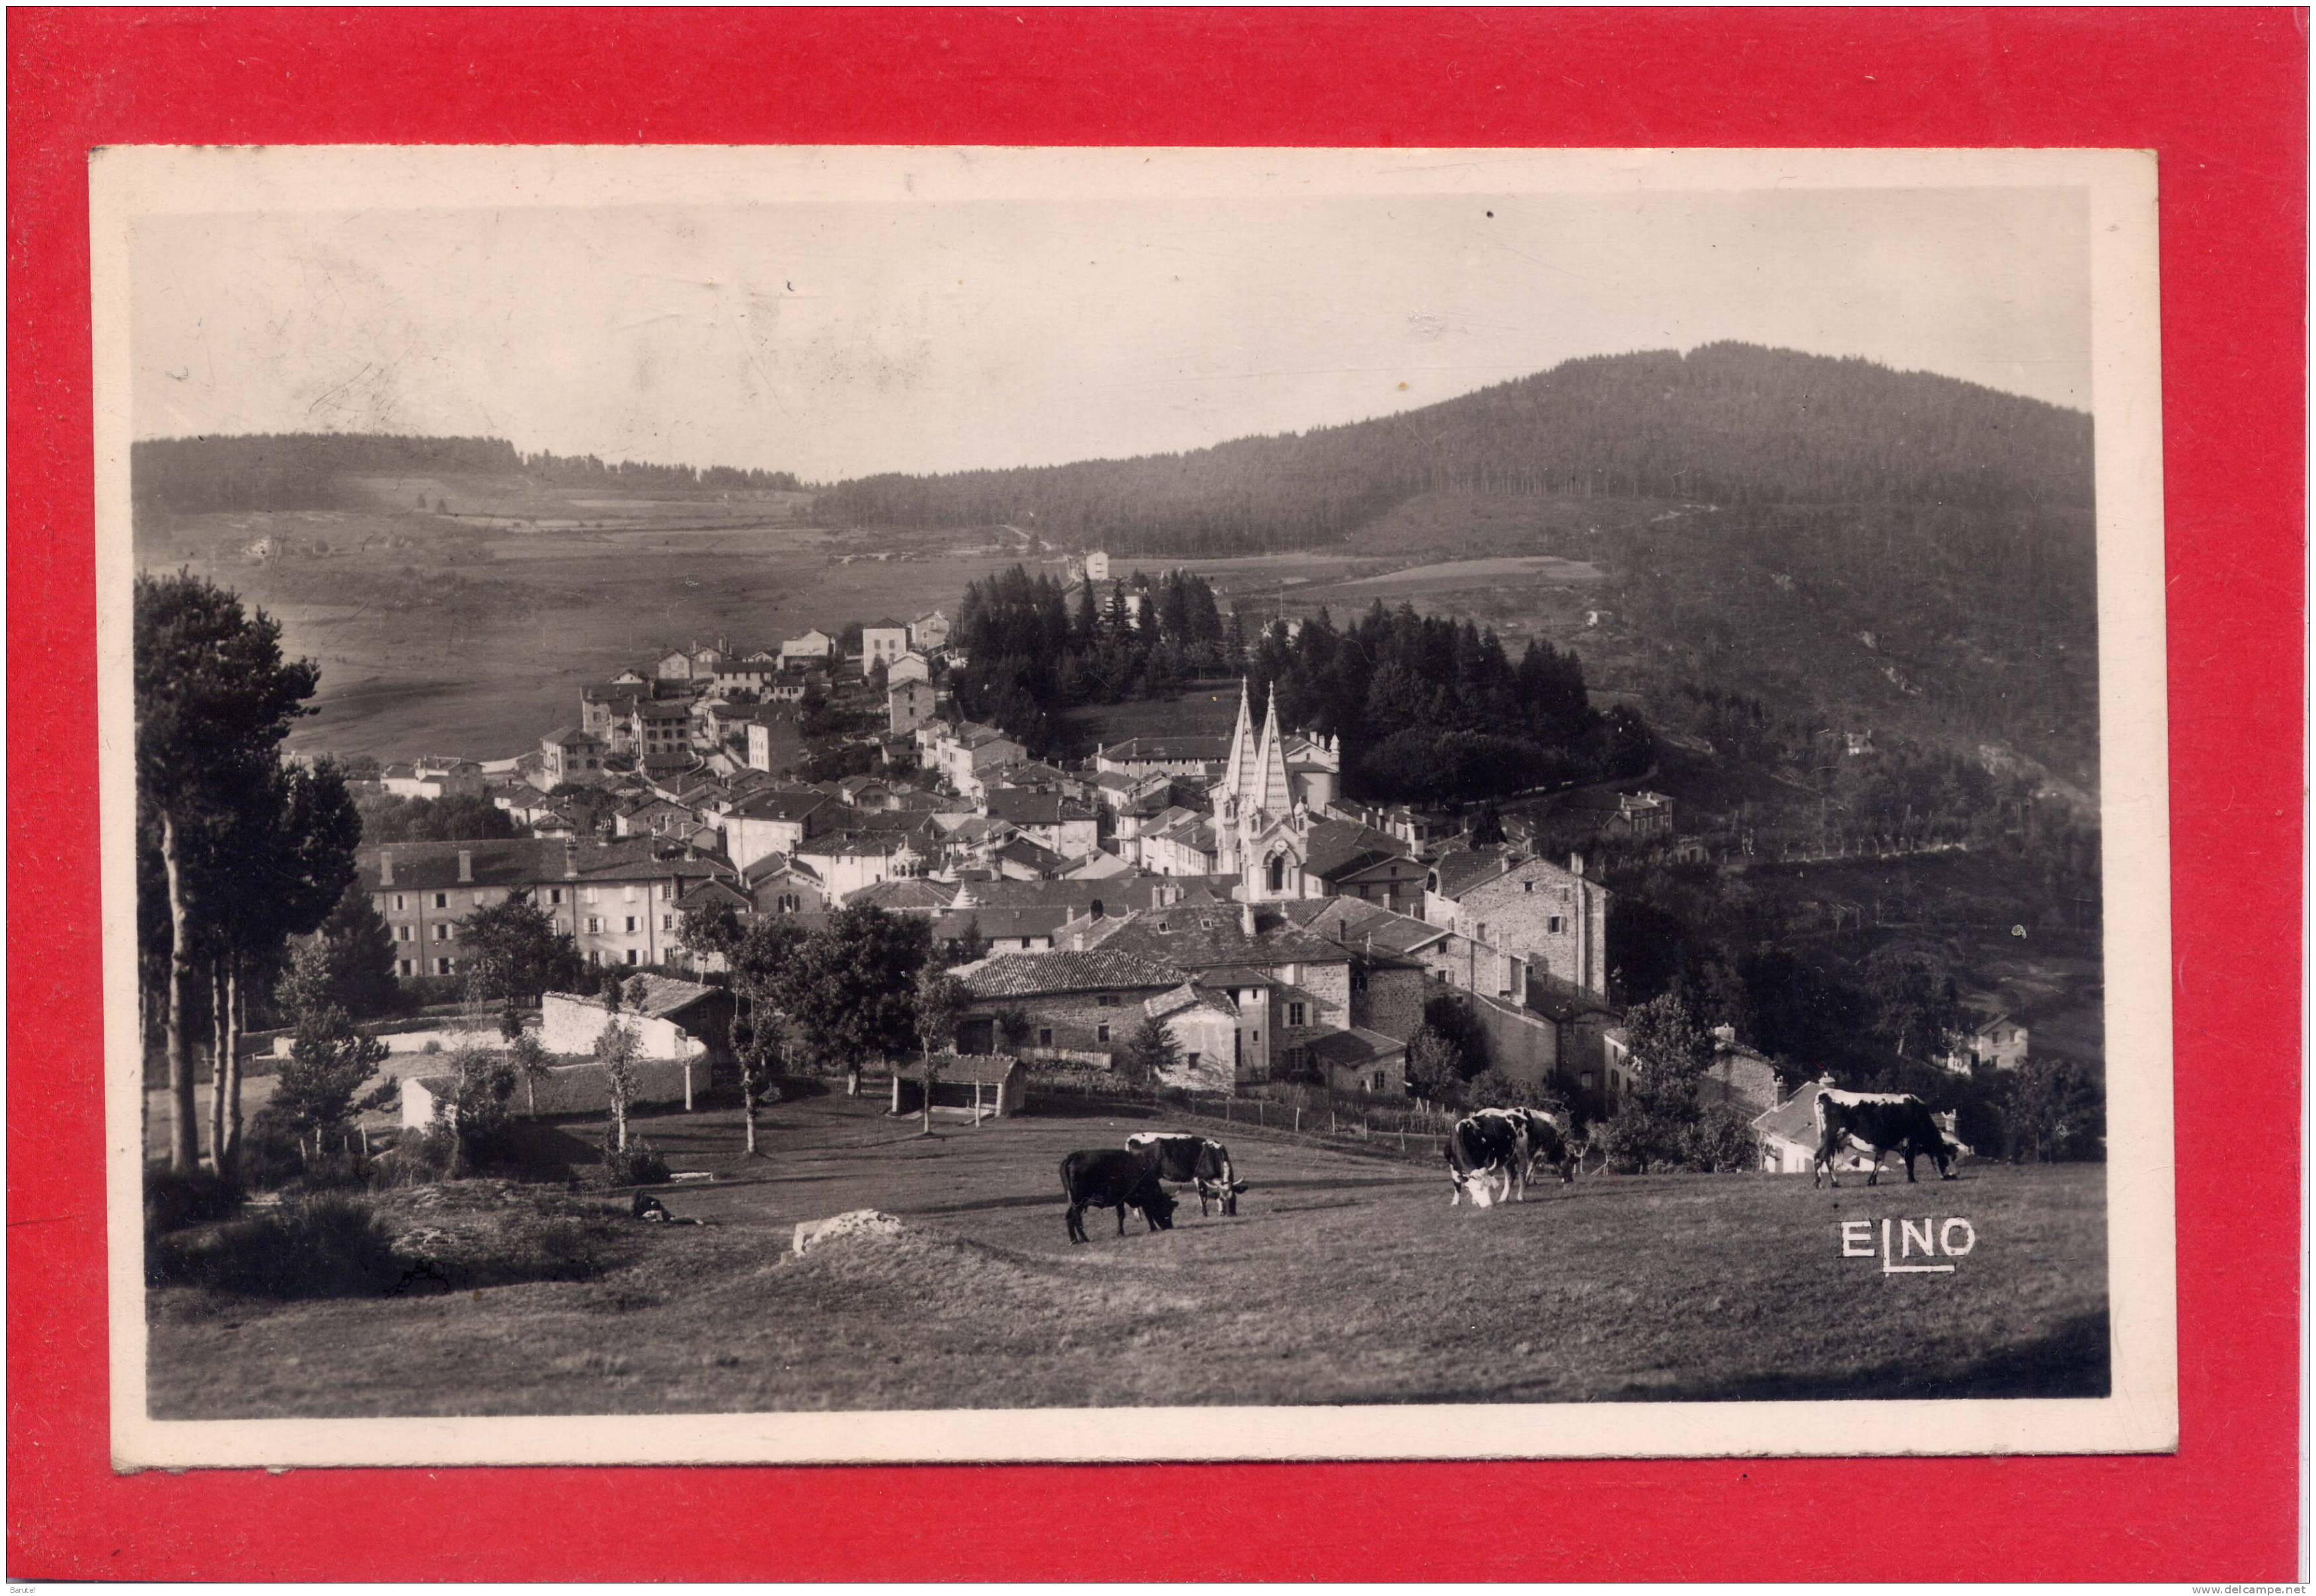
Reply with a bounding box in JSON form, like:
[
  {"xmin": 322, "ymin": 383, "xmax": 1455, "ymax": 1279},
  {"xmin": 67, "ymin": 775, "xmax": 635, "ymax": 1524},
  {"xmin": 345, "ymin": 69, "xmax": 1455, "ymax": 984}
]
[{"xmin": 131, "ymin": 186, "xmax": 2091, "ymax": 482}]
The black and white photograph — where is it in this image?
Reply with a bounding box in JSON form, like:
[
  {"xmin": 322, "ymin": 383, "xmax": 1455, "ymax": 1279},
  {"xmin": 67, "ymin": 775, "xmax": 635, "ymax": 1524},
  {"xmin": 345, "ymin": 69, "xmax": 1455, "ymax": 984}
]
[{"xmin": 95, "ymin": 145, "xmax": 2174, "ymax": 1466}]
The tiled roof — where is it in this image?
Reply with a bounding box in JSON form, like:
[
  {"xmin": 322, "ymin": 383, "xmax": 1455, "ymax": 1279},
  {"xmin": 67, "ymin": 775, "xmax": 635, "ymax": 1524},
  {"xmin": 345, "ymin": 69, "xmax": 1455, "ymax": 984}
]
[
  {"xmin": 1427, "ymin": 845, "xmax": 1525, "ymax": 899},
  {"xmin": 956, "ymin": 949, "xmax": 1190, "ymax": 1000},
  {"xmin": 1303, "ymin": 1026, "xmax": 1407, "ymax": 1068},
  {"xmin": 994, "ymin": 836, "xmax": 1067, "ymax": 872},
  {"xmin": 676, "ymin": 878, "xmax": 752, "ymax": 911},
  {"xmin": 1280, "ymin": 897, "xmax": 1448, "ymax": 958},
  {"xmin": 554, "ymin": 973, "xmax": 727, "ymax": 1021},
  {"xmin": 1101, "ymin": 735, "xmax": 1231, "ymax": 763},
  {"xmin": 845, "ymin": 878, "xmax": 954, "ymax": 912},
  {"xmin": 1146, "ymin": 981, "xmax": 1237, "ymax": 1022},
  {"xmin": 985, "ymin": 788, "xmax": 1095, "ymax": 827},
  {"xmin": 935, "ymin": 905, "xmax": 1071, "ymax": 943},
  {"xmin": 726, "ymin": 789, "xmax": 830, "ymax": 823},
  {"xmin": 1087, "ymin": 902, "xmax": 1350, "ymax": 971},
  {"xmin": 360, "ymin": 838, "xmax": 726, "ymax": 893},
  {"xmin": 1303, "ymin": 819, "xmax": 1412, "ymax": 882}
]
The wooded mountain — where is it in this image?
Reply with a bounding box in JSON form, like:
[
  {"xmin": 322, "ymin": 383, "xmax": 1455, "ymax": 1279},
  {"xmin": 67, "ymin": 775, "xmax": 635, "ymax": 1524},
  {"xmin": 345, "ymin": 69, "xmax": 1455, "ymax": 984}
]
[
  {"xmin": 814, "ymin": 343, "xmax": 2093, "ymax": 554},
  {"xmin": 132, "ymin": 432, "xmax": 800, "ymax": 514}
]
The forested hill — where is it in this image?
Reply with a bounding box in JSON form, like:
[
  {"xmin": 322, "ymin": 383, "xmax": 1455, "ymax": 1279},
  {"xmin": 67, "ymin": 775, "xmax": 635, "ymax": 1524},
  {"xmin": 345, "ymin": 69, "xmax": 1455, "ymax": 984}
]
[
  {"xmin": 813, "ymin": 344, "xmax": 2093, "ymax": 556},
  {"xmin": 132, "ymin": 432, "xmax": 800, "ymax": 515}
]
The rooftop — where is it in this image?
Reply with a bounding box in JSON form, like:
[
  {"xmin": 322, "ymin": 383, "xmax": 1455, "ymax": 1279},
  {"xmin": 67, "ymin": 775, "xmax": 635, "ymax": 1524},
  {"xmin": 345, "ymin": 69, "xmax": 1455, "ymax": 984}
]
[
  {"xmin": 362, "ymin": 838, "xmax": 726, "ymax": 893},
  {"xmin": 955, "ymin": 949, "xmax": 1190, "ymax": 1000}
]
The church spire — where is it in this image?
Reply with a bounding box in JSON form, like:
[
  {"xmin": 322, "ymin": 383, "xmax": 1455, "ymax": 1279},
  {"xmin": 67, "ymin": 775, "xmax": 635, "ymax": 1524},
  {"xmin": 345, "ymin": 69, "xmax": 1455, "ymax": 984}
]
[
  {"xmin": 1217, "ymin": 677, "xmax": 1254, "ymax": 800},
  {"xmin": 1249, "ymin": 682, "xmax": 1292, "ymax": 816}
]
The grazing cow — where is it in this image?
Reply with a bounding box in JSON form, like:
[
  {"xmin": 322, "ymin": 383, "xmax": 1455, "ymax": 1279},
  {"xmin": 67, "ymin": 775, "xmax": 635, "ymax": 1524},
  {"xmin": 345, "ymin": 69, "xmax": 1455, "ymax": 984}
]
[
  {"xmin": 1124, "ymin": 1132, "xmax": 1248, "ymax": 1216},
  {"xmin": 1812, "ymin": 1089, "xmax": 1956, "ymax": 1188},
  {"xmin": 1444, "ymin": 1112, "xmax": 1531, "ymax": 1208},
  {"xmin": 1060, "ymin": 1148, "xmax": 1178, "ymax": 1243},
  {"xmin": 1502, "ymin": 1107, "xmax": 1580, "ymax": 1187}
]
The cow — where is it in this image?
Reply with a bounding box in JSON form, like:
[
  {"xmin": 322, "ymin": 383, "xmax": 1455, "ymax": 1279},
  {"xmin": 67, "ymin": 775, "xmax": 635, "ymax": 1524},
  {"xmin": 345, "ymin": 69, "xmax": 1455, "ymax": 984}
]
[
  {"xmin": 1444, "ymin": 1111, "xmax": 1531, "ymax": 1207},
  {"xmin": 1060, "ymin": 1148, "xmax": 1179, "ymax": 1243},
  {"xmin": 1123, "ymin": 1132, "xmax": 1247, "ymax": 1216},
  {"xmin": 1812, "ymin": 1088, "xmax": 1956, "ymax": 1188},
  {"xmin": 1500, "ymin": 1106, "xmax": 1580, "ymax": 1188}
]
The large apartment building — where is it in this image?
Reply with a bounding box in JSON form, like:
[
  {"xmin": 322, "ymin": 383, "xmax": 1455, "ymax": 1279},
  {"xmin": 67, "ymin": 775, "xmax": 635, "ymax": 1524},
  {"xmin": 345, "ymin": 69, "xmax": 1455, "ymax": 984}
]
[{"xmin": 360, "ymin": 838, "xmax": 732, "ymax": 979}]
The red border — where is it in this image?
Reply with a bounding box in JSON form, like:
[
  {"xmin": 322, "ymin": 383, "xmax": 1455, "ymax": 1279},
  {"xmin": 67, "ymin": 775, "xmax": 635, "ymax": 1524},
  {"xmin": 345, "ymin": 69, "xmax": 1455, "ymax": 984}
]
[{"xmin": 9, "ymin": 9, "xmax": 2304, "ymax": 1581}]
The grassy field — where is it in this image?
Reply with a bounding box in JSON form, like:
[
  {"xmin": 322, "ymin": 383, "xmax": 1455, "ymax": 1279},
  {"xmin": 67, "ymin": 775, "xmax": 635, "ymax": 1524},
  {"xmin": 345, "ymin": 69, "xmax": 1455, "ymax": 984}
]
[{"xmin": 147, "ymin": 1090, "xmax": 2108, "ymax": 1418}]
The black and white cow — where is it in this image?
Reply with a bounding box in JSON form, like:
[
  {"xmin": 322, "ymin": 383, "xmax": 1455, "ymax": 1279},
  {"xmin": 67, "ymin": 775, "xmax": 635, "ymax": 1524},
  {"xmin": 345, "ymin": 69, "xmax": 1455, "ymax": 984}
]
[
  {"xmin": 1812, "ymin": 1088, "xmax": 1956, "ymax": 1188},
  {"xmin": 1444, "ymin": 1111, "xmax": 1531, "ymax": 1208},
  {"xmin": 1123, "ymin": 1132, "xmax": 1247, "ymax": 1216},
  {"xmin": 1502, "ymin": 1106, "xmax": 1580, "ymax": 1188},
  {"xmin": 1060, "ymin": 1148, "xmax": 1179, "ymax": 1243}
]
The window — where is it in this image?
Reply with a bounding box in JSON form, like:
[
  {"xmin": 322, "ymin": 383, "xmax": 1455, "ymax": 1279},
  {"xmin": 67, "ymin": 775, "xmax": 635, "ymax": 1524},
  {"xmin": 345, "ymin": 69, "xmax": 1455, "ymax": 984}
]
[
  {"xmin": 584, "ymin": 886, "xmax": 599, "ymax": 905},
  {"xmin": 1186, "ymin": 1052, "xmax": 1200, "ymax": 1068},
  {"xmin": 434, "ymin": 892, "xmax": 448, "ymax": 910},
  {"xmin": 1524, "ymin": 880, "xmax": 1535, "ymax": 893},
  {"xmin": 396, "ymin": 924, "xmax": 412, "ymax": 942},
  {"xmin": 1548, "ymin": 916, "xmax": 1564, "ymax": 934},
  {"xmin": 393, "ymin": 893, "xmax": 406, "ymax": 911},
  {"xmin": 586, "ymin": 916, "xmax": 601, "ymax": 934},
  {"xmin": 1019, "ymin": 938, "xmax": 1034, "ymax": 950},
  {"xmin": 1096, "ymin": 994, "xmax": 1119, "ymax": 1008},
  {"xmin": 1038, "ymin": 1028, "xmax": 1054, "ymax": 1047},
  {"xmin": 661, "ymin": 915, "xmax": 674, "ymax": 932},
  {"xmin": 660, "ymin": 883, "xmax": 674, "ymax": 901},
  {"xmin": 434, "ymin": 924, "xmax": 450, "ymax": 942},
  {"xmin": 625, "ymin": 949, "xmax": 640, "ymax": 966},
  {"xmin": 1288, "ymin": 1002, "xmax": 1306, "ymax": 1027},
  {"xmin": 548, "ymin": 888, "xmax": 563, "ymax": 905},
  {"xmin": 587, "ymin": 950, "xmax": 601, "ymax": 966},
  {"xmin": 1097, "ymin": 1024, "xmax": 1111, "ymax": 1044},
  {"xmin": 625, "ymin": 916, "xmax": 638, "ymax": 934},
  {"xmin": 435, "ymin": 958, "xmax": 453, "ymax": 975},
  {"xmin": 398, "ymin": 959, "xmax": 414, "ymax": 977}
]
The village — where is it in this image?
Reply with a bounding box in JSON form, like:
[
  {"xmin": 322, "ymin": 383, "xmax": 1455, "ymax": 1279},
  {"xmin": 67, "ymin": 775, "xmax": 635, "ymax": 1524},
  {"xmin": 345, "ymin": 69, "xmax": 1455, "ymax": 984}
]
[{"xmin": 338, "ymin": 552, "xmax": 2032, "ymax": 1174}]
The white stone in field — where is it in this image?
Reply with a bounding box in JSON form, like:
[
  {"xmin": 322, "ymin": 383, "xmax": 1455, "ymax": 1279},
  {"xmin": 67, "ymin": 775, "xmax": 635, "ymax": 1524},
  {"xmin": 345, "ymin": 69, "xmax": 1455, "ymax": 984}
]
[{"xmin": 791, "ymin": 1208, "xmax": 906, "ymax": 1256}]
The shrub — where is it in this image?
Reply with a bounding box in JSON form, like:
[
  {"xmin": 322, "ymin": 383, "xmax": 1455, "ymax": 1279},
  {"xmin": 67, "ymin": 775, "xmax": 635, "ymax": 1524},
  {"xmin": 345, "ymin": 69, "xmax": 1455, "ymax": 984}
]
[
  {"xmin": 1678, "ymin": 1102, "xmax": 1763, "ymax": 1172},
  {"xmin": 149, "ymin": 1194, "xmax": 401, "ymax": 1298},
  {"xmin": 143, "ymin": 1165, "xmax": 241, "ymax": 1239},
  {"xmin": 420, "ymin": 1039, "xmax": 443, "ymax": 1054},
  {"xmin": 1463, "ymin": 1068, "xmax": 1533, "ymax": 1112},
  {"xmin": 589, "ymin": 1137, "xmax": 671, "ymax": 1188}
]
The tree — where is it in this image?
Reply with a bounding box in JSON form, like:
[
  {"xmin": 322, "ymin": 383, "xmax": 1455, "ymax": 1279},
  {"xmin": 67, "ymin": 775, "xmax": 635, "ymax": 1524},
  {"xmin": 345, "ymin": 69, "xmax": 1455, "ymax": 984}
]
[
  {"xmin": 677, "ymin": 899, "xmax": 745, "ymax": 973},
  {"xmin": 1403, "ymin": 1025, "xmax": 1466, "ymax": 1103},
  {"xmin": 136, "ymin": 572, "xmax": 321, "ymax": 1172},
  {"xmin": 728, "ymin": 918, "xmax": 808, "ymax": 1155},
  {"xmin": 594, "ymin": 1013, "xmax": 642, "ymax": 1152},
  {"xmin": 1602, "ymin": 990, "xmax": 1718, "ymax": 1171},
  {"xmin": 434, "ymin": 1038, "xmax": 516, "ymax": 1177},
  {"xmin": 461, "ymin": 889, "xmax": 582, "ymax": 1027},
  {"xmin": 303, "ymin": 881, "xmax": 401, "ymax": 1022},
  {"xmin": 256, "ymin": 987, "xmax": 393, "ymax": 1165},
  {"xmin": 2009, "ymin": 1055, "xmax": 2105, "ymax": 1163},
  {"xmin": 994, "ymin": 1005, "xmax": 1035, "ymax": 1053},
  {"xmin": 911, "ymin": 968, "xmax": 973, "ymax": 1134},
  {"xmin": 507, "ymin": 1030, "xmax": 554, "ymax": 1117},
  {"xmin": 1118, "ymin": 1013, "xmax": 1180, "ymax": 1088},
  {"xmin": 775, "ymin": 905, "xmax": 933, "ymax": 1096}
]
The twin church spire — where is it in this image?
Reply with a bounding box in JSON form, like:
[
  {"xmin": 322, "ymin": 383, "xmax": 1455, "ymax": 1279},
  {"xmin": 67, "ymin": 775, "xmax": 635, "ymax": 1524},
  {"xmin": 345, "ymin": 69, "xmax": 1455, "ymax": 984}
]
[{"xmin": 1217, "ymin": 676, "xmax": 1292, "ymax": 821}]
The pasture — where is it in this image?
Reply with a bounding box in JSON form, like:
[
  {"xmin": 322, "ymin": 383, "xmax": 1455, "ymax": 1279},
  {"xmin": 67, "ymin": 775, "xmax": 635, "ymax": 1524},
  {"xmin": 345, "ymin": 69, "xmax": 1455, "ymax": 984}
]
[{"xmin": 147, "ymin": 1090, "xmax": 2109, "ymax": 1419}]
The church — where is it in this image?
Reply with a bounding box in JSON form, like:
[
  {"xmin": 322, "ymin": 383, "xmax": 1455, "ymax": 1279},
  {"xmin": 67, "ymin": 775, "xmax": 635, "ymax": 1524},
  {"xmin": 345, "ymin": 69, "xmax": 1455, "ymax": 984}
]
[{"xmin": 1209, "ymin": 681, "xmax": 1340, "ymax": 903}]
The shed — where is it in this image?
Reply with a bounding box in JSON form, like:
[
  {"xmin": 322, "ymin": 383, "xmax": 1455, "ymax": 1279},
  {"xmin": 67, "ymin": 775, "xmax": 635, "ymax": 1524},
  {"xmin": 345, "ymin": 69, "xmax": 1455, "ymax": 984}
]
[{"xmin": 887, "ymin": 1053, "xmax": 1026, "ymax": 1121}]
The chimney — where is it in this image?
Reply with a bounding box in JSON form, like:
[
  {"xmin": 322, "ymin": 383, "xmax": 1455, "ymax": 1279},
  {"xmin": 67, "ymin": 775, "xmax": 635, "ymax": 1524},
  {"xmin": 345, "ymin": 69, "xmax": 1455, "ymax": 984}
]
[
  {"xmin": 378, "ymin": 849, "xmax": 395, "ymax": 887},
  {"xmin": 457, "ymin": 849, "xmax": 474, "ymax": 884},
  {"xmin": 1240, "ymin": 901, "xmax": 1258, "ymax": 938},
  {"xmin": 1713, "ymin": 1023, "xmax": 1736, "ymax": 1047},
  {"xmin": 1569, "ymin": 851, "xmax": 1586, "ymax": 878},
  {"xmin": 563, "ymin": 840, "xmax": 580, "ymax": 880}
]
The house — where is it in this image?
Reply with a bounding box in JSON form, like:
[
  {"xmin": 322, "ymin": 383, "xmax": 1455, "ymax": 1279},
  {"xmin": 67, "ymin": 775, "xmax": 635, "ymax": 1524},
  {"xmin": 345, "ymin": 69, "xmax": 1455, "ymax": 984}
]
[
  {"xmin": 1611, "ymin": 790, "xmax": 1675, "ymax": 839},
  {"xmin": 359, "ymin": 838, "xmax": 731, "ymax": 979},
  {"xmin": 629, "ymin": 697, "xmax": 696, "ymax": 771},
  {"xmin": 613, "ymin": 795, "xmax": 695, "ymax": 839},
  {"xmin": 711, "ymin": 657, "xmax": 779, "ymax": 697},
  {"xmin": 862, "ymin": 623, "xmax": 909, "ymax": 676},
  {"xmin": 952, "ymin": 949, "xmax": 1192, "ymax": 1059},
  {"xmin": 1748, "ymin": 1082, "xmax": 1948, "ymax": 1177},
  {"xmin": 935, "ymin": 722, "xmax": 1028, "ymax": 796},
  {"xmin": 887, "ymin": 650, "xmax": 931, "ymax": 687},
  {"xmin": 744, "ymin": 708, "xmax": 791, "ymax": 774},
  {"xmin": 1083, "ymin": 550, "xmax": 1111, "ymax": 582},
  {"xmin": 1094, "ymin": 734, "xmax": 1231, "ymax": 780},
  {"xmin": 934, "ymin": 904, "xmax": 1071, "ymax": 957},
  {"xmin": 540, "ymin": 975, "xmax": 734, "ymax": 1073},
  {"xmin": 719, "ymin": 787, "xmax": 835, "ymax": 871},
  {"xmin": 739, "ymin": 852, "xmax": 826, "ymax": 917},
  {"xmin": 907, "ymin": 609, "xmax": 950, "ymax": 652},
  {"xmin": 780, "ymin": 629, "xmax": 835, "ymax": 665},
  {"xmin": 581, "ymin": 683, "xmax": 644, "ymax": 746},
  {"xmin": 1303, "ymin": 1026, "xmax": 1409, "ymax": 1098},
  {"xmin": 404, "ymin": 1055, "xmax": 701, "ymax": 1129},
  {"xmin": 1278, "ymin": 897, "xmax": 1448, "ymax": 1043},
  {"xmin": 844, "ymin": 876, "xmax": 956, "ymax": 916},
  {"xmin": 835, "ymin": 775, "xmax": 896, "ymax": 810},
  {"xmin": 1424, "ymin": 847, "xmax": 1610, "ymax": 1003},
  {"xmin": 983, "ymin": 788, "xmax": 1100, "ymax": 860},
  {"xmin": 1136, "ymin": 806, "xmax": 1219, "ymax": 878},
  {"xmin": 1945, "ymin": 1007, "xmax": 2030, "ymax": 1073},
  {"xmin": 537, "ymin": 726, "xmax": 609, "ymax": 790},
  {"xmin": 889, "ymin": 677, "xmax": 936, "ymax": 735},
  {"xmin": 992, "ymin": 834, "xmax": 1071, "ymax": 881},
  {"xmin": 1302, "ymin": 819, "xmax": 1425, "ymax": 913},
  {"xmin": 800, "ymin": 830, "xmax": 931, "ymax": 901}
]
